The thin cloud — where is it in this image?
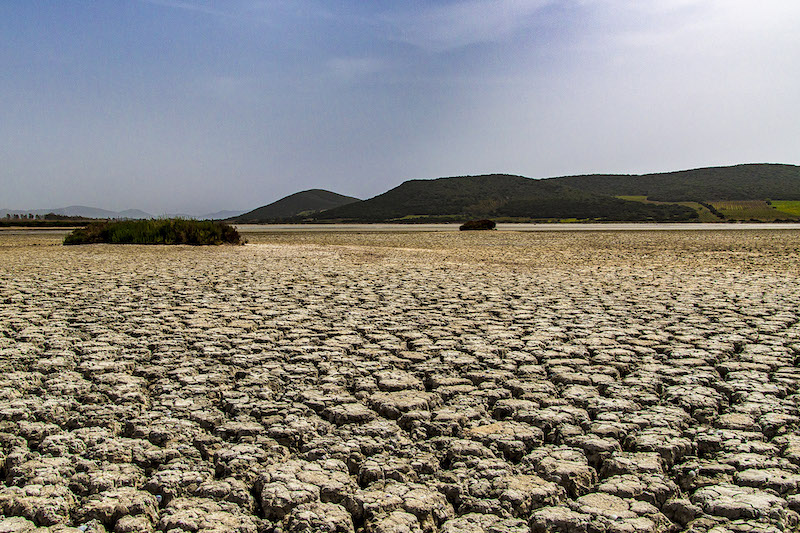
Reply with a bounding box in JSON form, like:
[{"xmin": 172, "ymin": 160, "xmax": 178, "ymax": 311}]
[
  {"xmin": 387, "ymin": 0, "xmax": 555, "ymax": 51},
  {"xmin": 327, "ymin": 57, "xmax": 387, "ymax": 81},
  {"xmin": 577, "ymin": 0, "xmax": 800, "ymax": 38},
  {"xmin": 135, "ymin": 0, "xmax": 339, "ymax": 29},
  {"xmin": 136, "ymin": 0, "xmax": 232, "ymax": 17}
]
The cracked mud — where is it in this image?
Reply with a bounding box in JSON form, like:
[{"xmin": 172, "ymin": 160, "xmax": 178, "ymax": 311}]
[{"xmin": 1, "ymin": 228, "xmax": 800, "ymax": 532}]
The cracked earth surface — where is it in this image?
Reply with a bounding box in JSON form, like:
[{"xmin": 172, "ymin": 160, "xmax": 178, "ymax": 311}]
[{"xmin": 1, "ymin": 228, "xmax": 799, "ymax": 532}]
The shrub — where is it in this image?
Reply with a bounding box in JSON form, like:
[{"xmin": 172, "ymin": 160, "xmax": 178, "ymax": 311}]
[
  {"xmin": 459, "ymin": 219, "xmax": 496, "ymax": 231},
  {"xmin": 63, "ymin": 219, "xmax": 242, "ymax": 245}
]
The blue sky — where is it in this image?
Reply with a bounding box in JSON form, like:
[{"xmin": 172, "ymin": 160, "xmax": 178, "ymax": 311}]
[{"xmin": 2, "ymin": 0, "xmax": 799, "ymax": 214}]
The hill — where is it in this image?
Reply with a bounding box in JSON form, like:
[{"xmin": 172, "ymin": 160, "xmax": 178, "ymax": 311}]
[
  {"xmin": 315, "ymin": 174, "xmax": 696, "ymax": 222},
  {"xmin": 550, "ymin": 163, "xmax": 800, "ymax": 202},
  {"xmin": 231, "ymin": 189, "xmax": 360, "ymax": 223},
  {"xmin": 202, "ymin": 210, "xmax": 245, "ymax": 220}
]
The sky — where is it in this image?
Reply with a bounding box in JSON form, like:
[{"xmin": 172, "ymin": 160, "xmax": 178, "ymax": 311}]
[{"xmin": 1, "ymin": 0, "xmax": 799, "ymax": 215}]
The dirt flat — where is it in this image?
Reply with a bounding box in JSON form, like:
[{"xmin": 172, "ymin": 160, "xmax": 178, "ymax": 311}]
[{"xmin": 1, "ymin": 228, "xmax": 799, "ymax": 532}]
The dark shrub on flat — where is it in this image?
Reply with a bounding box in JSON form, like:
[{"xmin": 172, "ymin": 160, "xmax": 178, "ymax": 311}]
[
  {"xmin": 459, "ymin": 219, "xmax": 496, "ymax": 231},
  {"xmin": 64, "ymin": 219, "xmax": 242, "ymax": 245}
]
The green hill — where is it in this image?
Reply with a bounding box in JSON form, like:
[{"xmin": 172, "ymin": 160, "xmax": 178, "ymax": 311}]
[
  {"xmin": 231, "ymin": 189, "xmax": 360, "ymax": 223},
  {"xmin": 551, "ymin": 163, "xmax": 800, "ymax": 202},
  {"xmin": 316, "ymin": 174, "xmax": 697, "ymax": 222}
]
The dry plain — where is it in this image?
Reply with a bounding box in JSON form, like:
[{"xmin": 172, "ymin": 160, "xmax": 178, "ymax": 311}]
[{"xmin": 1, "ymin": 227, "xmax": 800, "ymax": 532}]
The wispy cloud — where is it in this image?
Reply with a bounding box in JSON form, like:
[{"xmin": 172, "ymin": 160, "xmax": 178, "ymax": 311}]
[
  {"xmin": 577, "ymin": 0, "xmax": 800, "ymax": 40},
  {"xmin": 387, "ymin": 0, "xmax": 555, "ymax": 51},
  {"xmin": 577, "ymin": 0, "xmax": 800, "ymax": 68},
  {"xmin": 136, "ymin": 0, "xmax": 233, "ymax": 18},
  {"xmin": 135, "ymin": 0, "xmax": 341, "ymax": 29},
  {"xmin": 327, "ymin": 57, "xmax": 387, "ymax": 81}
]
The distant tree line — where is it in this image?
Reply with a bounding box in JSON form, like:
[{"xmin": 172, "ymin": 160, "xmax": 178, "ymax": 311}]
[
  {"xmin": 0, "ymin": 213, "xmax": 99, "ymax": 227},
  {"xmin": 3, "ymin": 213, "xmax": 98, "ymax": 220},
  {"xmin": 698, "ymin": 202, "xmax": 725, "ymax": 219}
]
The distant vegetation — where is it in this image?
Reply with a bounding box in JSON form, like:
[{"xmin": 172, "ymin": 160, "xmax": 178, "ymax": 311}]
[
  {"xmin": 709, "ymin": 200, "xmax": 800, "ymax": 221},
  {"xmin": 551, "ymin": 164, "xmax": 800, "ymax": 202},
  {"xmin": 315, "ymin": 174, "xmax": 698, "ymax": 223},
  {"xmin": 770, "ymin": 201, "xmax": 800, "ymax": 217},
  {"xmin": 698, "ymin": 202, "xmax": 726, "ymax": 219},
  {"xmin": 231, "ymin": 189, "xmax": 360, "ymax": 223},
  {"xmin": 64, "ymin": 219, "xmax": 242, "ymax": 245},
  {"xmin": 307, "ymin": 164, "xmax": 800, "ymax": 223},
  {"xmin": 1, "ymin": 213, "xmax": 95, "ymax": 227},
  {"xmin": 28, "ymin": 163, "xmax": 800, "ymax": 229},
  {"xmin": 2, "ymin": 220, "xmax": 89, "ymax": 228},
  {"xmin": 618, "ymin": 196, "xmax": 800, "ymax": 222}
]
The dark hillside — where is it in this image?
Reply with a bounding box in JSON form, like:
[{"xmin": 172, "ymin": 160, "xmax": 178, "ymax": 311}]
[
  {"xmin": 317, "ymin": 174, "xmax": 696, "ymax": 222},
  {"xmin": 319, "ymin": 174, "xmax": 541, "ymax": 220},
  {"xmin": 231, "ymin": 189, "xmax": 360, "ymax": 223},
  {"xmin": 551, "ymin": 164, "xmax": 800, "ymax": 201}
]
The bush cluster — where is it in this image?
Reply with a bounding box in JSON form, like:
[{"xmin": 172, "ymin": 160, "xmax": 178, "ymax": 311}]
[
  {"xmin": 459, "ymin": 219, "xmax": 497, "ymax": 231},
  {"xmin": 63, "ymin": 219, "xmax": 242, "ymax": 246}
]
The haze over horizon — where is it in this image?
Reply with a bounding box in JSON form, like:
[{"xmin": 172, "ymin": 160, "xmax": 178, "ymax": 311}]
[{"xmin": 2, "ymin": 1, "xmax": 799, "ymax": 215}]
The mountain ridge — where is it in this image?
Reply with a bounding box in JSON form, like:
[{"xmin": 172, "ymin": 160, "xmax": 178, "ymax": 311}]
[
  {"xmin": 1, "ymin": 206, "xmax": 248, "ymax": 220},
  {"xmin": 5, "ymin": 163, "xmax": 798, "ymax": 223},
  {"xmin": 315, "ymin": 174, "xmax": 695, "ymax": 222},
  {"xmin": 548, "ymin": 163, "xmax": 800, "ymax": 201},
  {"xmin": 313, "ymin": 163, "xmax": 800, "ymax": 222}
]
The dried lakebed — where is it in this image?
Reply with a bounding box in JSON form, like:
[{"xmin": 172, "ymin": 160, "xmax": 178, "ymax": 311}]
[{"xmin": 1, "ymin": 228, "xmax": 800, "ymax": 532}]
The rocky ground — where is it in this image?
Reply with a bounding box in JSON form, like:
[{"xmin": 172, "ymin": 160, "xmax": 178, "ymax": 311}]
[{"xmin": 1, "ymin": 227, "xmax": 800, "ymax": 532}]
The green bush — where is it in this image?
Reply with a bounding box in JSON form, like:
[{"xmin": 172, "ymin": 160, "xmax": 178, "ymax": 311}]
[{"xmin": 63, "ymin": 219, "xmax": 242, "ymax": 246}]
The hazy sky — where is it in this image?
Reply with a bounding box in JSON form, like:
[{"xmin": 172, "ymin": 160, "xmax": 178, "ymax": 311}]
[{"xmin": 2, "ymin": 1, "xmax": 799, "ymax": 214}]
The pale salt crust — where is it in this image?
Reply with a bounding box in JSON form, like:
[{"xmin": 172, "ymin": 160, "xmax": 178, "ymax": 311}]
[{"xmin": 0, "ymin": 227, "xmax": 799, "ymax": 532}]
